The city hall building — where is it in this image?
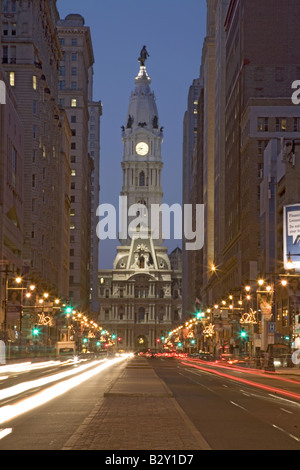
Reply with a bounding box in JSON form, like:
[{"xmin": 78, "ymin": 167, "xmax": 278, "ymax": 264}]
[{"xmin": 98, "ymin": 53, "xmax": 182, "ymax": 352}]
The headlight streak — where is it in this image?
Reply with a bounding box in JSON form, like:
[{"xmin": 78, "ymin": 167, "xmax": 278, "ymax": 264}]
[
  {"xmin": 181, "ymin": 361, "xmax": 300, "ymax": 402},
  {"xmin": 0, "ymin": 359, "xmax": 109, "ymax": 402},
  {"xmin": 0, "ymin": 355, "xmax": 129, "ymax": 425},
  {"xmin": 0, "ymin": 358, "xmax": 85, "ymax": 375},
  {"xmin": 0, "ymin": 428, "xmax": 12, "ymax": 440}
]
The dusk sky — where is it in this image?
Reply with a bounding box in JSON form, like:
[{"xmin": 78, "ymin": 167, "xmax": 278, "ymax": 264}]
[{"xmin": 57, "ymin": 0, "xmax": 206, "ymax": 268}]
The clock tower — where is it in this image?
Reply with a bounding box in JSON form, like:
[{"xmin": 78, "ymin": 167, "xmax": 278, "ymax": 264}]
[
  {"xmin": 98, "ymin": 50, "xmax": 182, "ymax": 353},
  {"xmin": 120, "ymin": 63, "xmax": 164, "ymax": 245}
]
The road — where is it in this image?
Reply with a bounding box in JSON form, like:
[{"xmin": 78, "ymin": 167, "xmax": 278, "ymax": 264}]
[
  {"xmin": 0, "ymin": 354, "xmax": 128, "ymax": 450},
  {"xmin": 149, "ymin": 356, "xmax": 300, "ymax": 450},
  {"xmin": 0, "ymin": 353, "xmax": 299, "ymax": 451}
]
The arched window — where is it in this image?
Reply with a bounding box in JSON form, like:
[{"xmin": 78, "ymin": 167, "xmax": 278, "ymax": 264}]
[{"xmin": 139, "ymin": 171, "xmax": 145, "ymax": 187}]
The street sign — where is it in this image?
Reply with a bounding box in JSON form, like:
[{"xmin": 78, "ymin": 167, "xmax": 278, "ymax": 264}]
[{"xmin": 268, "ymin": 322, "xmax": 276, "ymax": 334}]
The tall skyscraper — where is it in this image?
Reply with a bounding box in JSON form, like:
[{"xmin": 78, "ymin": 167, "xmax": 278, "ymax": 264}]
[
  {"xmin": 1, "ymin": 0, "xmax": 70, "ymax": 298},
  {"xmin": 57, "ymin": 14, "xmax": 95, "ymax": 313},
  {"xmin": 88, "ymin": 66, "xmax": 102, "ymax": 315},
  {"xmin": 98, "ymin": 52, "xmax": 182, "ymax": 351}
]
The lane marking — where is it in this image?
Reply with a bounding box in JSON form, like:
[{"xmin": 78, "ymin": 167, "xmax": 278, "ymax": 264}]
[
  {"xmin": 280, "ymin": 408, "xmax": 293, "ymax": 414},
  {"xmin": 272, "ymin": 424, "xmax": 300, "ymax": 442},
  {"xmin": 230, "ymin": 401, "xmax": 247, "ymax": 411}
]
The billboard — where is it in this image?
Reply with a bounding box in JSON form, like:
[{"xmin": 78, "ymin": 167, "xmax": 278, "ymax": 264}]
[{"xmin": 283, "ymin": 204, "xmax": 300, "ymax": 270}]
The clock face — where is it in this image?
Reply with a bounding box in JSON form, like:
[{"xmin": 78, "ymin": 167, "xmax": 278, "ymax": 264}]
[{"xmin": 136, "ymin": 142, "xmax": 149, "ymax": 156}]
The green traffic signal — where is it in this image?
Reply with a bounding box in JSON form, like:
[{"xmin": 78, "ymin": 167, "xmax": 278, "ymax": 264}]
[
  {"xmin": 65, "ymin": 306, "xmax": 72, "ymax": 314},
  {"xmin": 240, "ymin": 329, "xmax": 247, "ymax": 338},
  {"xmin": 32, "ymin": 326, "xmax": 39, "ymax": 336}
]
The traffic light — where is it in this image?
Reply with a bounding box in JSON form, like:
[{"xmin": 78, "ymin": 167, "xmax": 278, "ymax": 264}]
[
  {"xmin": 83, "ymin": 337, "xmax": 88, "ymax": 344},
  {"xmin": 240, "ymin": 328, "xmax": 247, "ymax": 339},
  {"xmin": 117, "ymin": 337, "xmax": 122, "ymax": 343},
  {"xmin": 111, "ymin": 334, "xmax": 117, "ymax": 340},
  {"xmin": 196, "ymin": 311, "xmax": 203, "ymax": 319},
  {"xmin": 32, "ymin": 326, "xmax": 39, "ymax": 336}
]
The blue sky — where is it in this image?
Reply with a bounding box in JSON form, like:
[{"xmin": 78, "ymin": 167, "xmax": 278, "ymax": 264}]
[{"xmin": 56, "ymin": 0, "xmax": 206, "ymax": 268}]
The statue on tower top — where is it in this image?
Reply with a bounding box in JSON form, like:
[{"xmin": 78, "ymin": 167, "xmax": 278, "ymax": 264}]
[{"xmin": 138, "ymin": 46, "xmax": 149, "ymax": 66}]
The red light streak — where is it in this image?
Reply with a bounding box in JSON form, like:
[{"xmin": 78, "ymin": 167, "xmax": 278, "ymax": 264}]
[{"xmin": 181, "ymin": 361, "xmax": 300, "ymax": 402}]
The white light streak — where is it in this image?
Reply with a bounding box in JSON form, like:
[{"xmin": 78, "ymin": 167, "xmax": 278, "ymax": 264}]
[
  {"xmin": 0, "ymin": 355, "xmax": 128, "ymax": 425},
  {"xmin": 0, "ymin": 428, "xmax": 12, "ymax": 440},
  {"xmin": 0, "ymin": 359, "xmax": 108, "ymax": 402}
]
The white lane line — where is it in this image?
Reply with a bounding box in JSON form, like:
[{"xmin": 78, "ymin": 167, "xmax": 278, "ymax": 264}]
[
  {"xmin": 230, "ymin": 401, "xmax": 247, "ymax": 411},
  {"xmin": 280, "ymin": 408, "xmax": 293, "ymax": 414},
  {"xmin": 272, "ymin": 424, "xmax": 300, "ymax": 442},
  {"xmin": 0, "ymin": 428, "xmax": 12, "ymax": 440},
  {"xmin": 268, "ymin": 394, "xmax": 300, "ymax": 408}
]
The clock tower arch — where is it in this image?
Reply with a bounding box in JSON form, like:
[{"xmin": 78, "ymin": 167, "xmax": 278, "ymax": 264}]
[{"xmin": 120, "ymin": 62, "xmax": 164, "ymax": 246}]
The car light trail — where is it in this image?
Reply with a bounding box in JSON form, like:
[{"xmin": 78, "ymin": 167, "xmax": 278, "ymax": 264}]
[
  {"xmin": 181, "ymin": 361, "xmax": 300, "ymax": 402},
  {"xmin": 0, "ymin": 359, "xmax": 83, "ymax": 374},
  {"xmin": 0, "ymin": 359, "xmax": 110, "ymax": 402},
  {"xmin": 0, "ymin": 428, "xmax": 12, "ymax": 440},
  {"xmin": 0, "ymin": 355, "xmax": 129, "ymax": 425},
  {"xmin": 183, "ymin": 358, "xmax": 300, "ymax": 385}
]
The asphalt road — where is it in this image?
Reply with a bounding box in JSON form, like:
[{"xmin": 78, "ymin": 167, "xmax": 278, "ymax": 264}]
[
  {"xmin": 148, "ymin": 357, "xmax": 300, "ymax": 450},
  {"xmin": 0, "ymin": 356, "xmax": 128, "ymax": 450}
]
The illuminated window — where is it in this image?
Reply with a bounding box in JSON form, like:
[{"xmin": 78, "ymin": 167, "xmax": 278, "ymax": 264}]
[
  {"xmin": 71, "ymin": 169, "xmax": 76, "ymax": 176},
  {"xmin": 9, "ymin": 71, "xmax": 15, "ymax": 86},
  {"xmin": 276, "ymin": 118, "xmax": 287, "ymax": 132},
  {"xmin": 33, "ymin": 75, "xmax": 37, "ymax": 90},
  {"xmin": 71, "ymin": 99, "xmax": 77, "ymax": 107}
]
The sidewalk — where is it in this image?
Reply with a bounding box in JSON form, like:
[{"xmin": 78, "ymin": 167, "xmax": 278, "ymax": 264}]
[{"xmin": 62, "ymin": 356, "xmax": 212, "ymax": 451}]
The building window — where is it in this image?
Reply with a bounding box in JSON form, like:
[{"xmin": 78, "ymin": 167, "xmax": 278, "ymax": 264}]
[
  {"xmin": 71, "ymin": 81, "xmax": 77, "ymax": 90},
  {"xmin": 71, "ymin": 170, "xmax": 76, "ymax": 177},
  {"xmin": 33, "ymin": 75, "xmax": 37, "ymax": 90},
  {"xmin": 9, "ymin": 71, "xmax": 15, "ymax": 86},
  {"xmin": 293, "ymin": 118, "xmax": 300, "ymax": 132},
  {"xmin": 71, "ymin": 99, "xmax": 77, "ymax": 107},
  {"xmin": 72, "ymin": 38, "xmax": 77, "ymax": 46},
  {"xmin": 257, "ymin": 117, "xmax": 268, "ymax": 132},
  {"xmin": 139, "ymin": 171, "xmax": 145, "ymax": 187},
  {"xmin": 59, "ymin": 66, "xmax": 65, "ymax": 76},
  {"xmin": 59, "ymin": 80, "xmax": 65, "ymax": 90},
  {"xmin": 71, "ymin": 67, "xmax": 77, "ymax": 76},
  {"xmin": 276, "ymin": 118, "xmax": 287, "ymax": 132},
  {"xmin": 72, "ymin": 53, "xmax": 77, "ymax": 61},
  {"xmin": 71, "ymin": 115, "xmax": 76, "ymax": 123}
]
